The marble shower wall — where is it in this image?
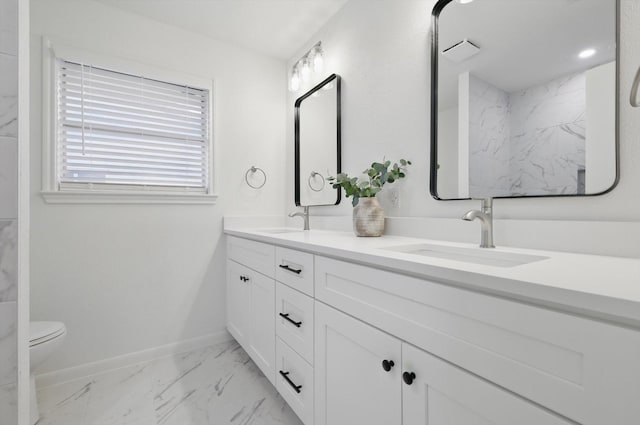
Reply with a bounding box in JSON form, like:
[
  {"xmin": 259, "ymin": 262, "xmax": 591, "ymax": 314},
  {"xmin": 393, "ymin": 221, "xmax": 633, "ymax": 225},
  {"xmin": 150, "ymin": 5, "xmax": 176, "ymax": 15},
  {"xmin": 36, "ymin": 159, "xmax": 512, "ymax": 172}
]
[
  {"xmin": 508, "ymin": 72, "xmax": 586, "ymax": 195},
  {"xmin": 0, "ymin": 0, "xmax": 19, "ymax": 422},
  {"xmin": 468, "ymin": 72, "xmax": 586, "ymax": 197},
  {"xmin": 468, "ymin": 74, "xmax": 512, "ymax": 197}
]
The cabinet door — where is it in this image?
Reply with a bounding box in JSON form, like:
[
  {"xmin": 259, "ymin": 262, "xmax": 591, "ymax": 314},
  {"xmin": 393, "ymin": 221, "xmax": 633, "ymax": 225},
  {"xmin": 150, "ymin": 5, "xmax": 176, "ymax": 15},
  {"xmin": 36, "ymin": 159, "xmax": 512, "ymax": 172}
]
[
  {"xmin": 247, "ymin": 269, "xmax": 276, "ymax": 385},
  {"xmin": 227, "ymin": 260, "xmax": 250, "ymax": 346},
  {"xmin": 315, "ymin": 302, "xmax": 401, "ymax": 425},
  {"xmin": 402, "ymin": 343, "xmax": 572, "ymax": 425}
]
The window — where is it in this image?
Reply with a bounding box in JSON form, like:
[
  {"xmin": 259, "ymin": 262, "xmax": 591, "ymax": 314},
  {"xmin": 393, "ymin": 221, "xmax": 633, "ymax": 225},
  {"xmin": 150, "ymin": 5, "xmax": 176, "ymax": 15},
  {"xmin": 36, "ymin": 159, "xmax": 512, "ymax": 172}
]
[{"xmin": 42, "ymin": 39, "xmax": 216, "ymax": 204}]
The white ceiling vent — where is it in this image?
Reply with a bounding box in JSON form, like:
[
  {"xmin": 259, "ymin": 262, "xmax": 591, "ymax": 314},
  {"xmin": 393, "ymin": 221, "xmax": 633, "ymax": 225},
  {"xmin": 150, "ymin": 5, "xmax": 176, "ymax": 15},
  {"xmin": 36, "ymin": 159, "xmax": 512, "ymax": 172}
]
[{"xmin": 441, "ymin": 39, "xmax": 480, "ymax": 63}]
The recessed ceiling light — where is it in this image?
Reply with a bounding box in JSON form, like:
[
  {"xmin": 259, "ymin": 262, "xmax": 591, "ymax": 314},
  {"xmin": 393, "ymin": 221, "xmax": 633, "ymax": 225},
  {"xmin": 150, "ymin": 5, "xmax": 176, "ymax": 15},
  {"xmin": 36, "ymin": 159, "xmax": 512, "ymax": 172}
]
[
  {"xmin": 579, "ymin": 48, "xmax": 596, "ymax": 59},
  {"xmin": 456, "ymin": 0, "xmax": 475, "ymax": 3}
]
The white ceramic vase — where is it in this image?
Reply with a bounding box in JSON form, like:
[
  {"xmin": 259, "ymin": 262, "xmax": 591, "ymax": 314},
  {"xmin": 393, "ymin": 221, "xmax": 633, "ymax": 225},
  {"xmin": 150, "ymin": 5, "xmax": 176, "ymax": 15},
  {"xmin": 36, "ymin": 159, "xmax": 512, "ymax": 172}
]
[{"xmin": 353, "ymin": 197, "xmax": 385, "ymax": 237}]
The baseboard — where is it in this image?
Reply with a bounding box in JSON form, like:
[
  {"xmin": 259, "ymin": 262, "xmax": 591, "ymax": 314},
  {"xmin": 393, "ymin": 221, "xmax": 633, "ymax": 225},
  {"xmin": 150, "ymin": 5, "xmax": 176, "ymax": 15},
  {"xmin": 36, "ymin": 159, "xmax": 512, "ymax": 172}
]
[{"xmin": 35, "ymin": 329, "xmax": 234, "ymax": 389}]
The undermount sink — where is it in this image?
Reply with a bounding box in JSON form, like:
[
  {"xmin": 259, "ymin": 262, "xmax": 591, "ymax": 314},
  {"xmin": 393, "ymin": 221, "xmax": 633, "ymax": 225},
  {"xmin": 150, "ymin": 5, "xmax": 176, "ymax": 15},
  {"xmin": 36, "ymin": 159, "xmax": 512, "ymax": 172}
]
[
  {"xmin": 256, "ymin": 228, "xmax": 303, "ymax": 234},
  {"xmin": 382, "ymin": 243, "xmax": 548, "ymax": 268}
]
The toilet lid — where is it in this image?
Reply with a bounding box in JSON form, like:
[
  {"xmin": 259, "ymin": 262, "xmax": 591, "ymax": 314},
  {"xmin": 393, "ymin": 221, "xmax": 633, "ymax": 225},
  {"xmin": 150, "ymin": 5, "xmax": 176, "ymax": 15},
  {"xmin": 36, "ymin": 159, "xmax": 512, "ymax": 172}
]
[{"xmin": 30, "ymin": 321, "xmax": 66, "ymax": 346}]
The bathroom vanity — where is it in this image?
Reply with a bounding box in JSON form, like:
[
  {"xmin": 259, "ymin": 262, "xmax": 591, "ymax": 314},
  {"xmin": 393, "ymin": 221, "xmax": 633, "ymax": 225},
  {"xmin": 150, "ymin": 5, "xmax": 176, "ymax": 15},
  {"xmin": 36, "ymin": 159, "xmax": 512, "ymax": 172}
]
[{"xmin": 225, "ymin": 227, "xmax": 640, "ymax": 425}]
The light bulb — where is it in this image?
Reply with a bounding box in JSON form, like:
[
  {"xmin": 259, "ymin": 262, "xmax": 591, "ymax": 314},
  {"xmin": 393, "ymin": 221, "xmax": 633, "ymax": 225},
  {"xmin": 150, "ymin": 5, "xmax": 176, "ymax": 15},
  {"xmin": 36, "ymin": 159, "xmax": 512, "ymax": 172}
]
[
  {"xmin": 290, "ymin": 68, "xmax": 300, "ymax": 91},
  {"xmin": 313, "ymin": 49, "xmax": 324, "ymax": 73},
  {"xmin": 578, "ymin": 48, "xmax": 596, "ymax": 59},
  {"xmin": 301, "ymin": 59, "xmax": 311, "ymax": 82}
]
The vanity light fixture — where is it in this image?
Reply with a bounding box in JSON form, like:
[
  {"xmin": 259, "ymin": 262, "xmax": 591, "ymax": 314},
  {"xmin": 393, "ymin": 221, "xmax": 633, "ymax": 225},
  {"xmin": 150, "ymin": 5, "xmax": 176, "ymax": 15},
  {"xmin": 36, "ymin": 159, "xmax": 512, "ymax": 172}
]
[
  {"xmin": 301, "ymin": 58, "xmax": 312, "ymax": 82},
  {"xmin": 290, "ymin": 66, "xmax": 301, "ymax": 91},
  {"xmin": 579, "ymin": 48, "xmax": 596, "ymax": 59},
  {"xmin": 289, "ymin": 41, "xmax": 324, "ymax": 91},
  {"xmin": 312, "ymin": 46, "xmax": 324, "ymax": 72}
]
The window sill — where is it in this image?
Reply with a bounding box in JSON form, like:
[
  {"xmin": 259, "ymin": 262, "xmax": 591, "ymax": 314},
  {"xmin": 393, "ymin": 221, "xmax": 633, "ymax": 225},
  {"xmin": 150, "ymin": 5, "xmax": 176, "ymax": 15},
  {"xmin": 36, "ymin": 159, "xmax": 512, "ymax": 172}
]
[{"xmin": 41, "ymin": 190, "xmax": 218, "ymax": 205}]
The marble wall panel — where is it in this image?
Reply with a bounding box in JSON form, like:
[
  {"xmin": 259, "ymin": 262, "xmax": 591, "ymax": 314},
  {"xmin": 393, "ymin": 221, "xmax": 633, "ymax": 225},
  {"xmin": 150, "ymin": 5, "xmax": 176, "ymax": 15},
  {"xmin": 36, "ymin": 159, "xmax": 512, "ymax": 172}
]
[
  {"xmin": 0, "ymin": 53, "xmax": 17, "ymax": 138},
  {"xmin": 0, "ymin": 0, "xmax": 18, "ymax": 421},
  {"xmin": 0, "ymin": 220, "xmax": 17, "ymax": 302},
  {"xmin": 469, "ymin": 71, "xmax": 586, "ymax": 196},
  {"xmin": 0, "ymin": 382, "xmax": 17, "ymax": 425},
  {"xmin": 0, "ymin": 138, "xmax": 18, "ymax": 219},
  {"xmin": 0, "ymin": 301, "xmax": 17, "ymax": 388},
  {"xmin": 509, "ymin": 72, "xmax": 586, "ymax": 195},
  {"xmin": 0, "ymin": 0, "xmax": 17, "ymax": 56},
  {"xmin": 468, "ymin": 75, "xmax": 512, "ymax": 197}
]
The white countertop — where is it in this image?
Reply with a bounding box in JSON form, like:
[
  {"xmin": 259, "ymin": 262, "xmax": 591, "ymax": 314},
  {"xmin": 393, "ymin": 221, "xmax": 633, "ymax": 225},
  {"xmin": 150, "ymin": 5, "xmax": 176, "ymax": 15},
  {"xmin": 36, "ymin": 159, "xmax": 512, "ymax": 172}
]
[{"xmin": 224, "ymin": 226, "xmax": 640, "ymax": 328}]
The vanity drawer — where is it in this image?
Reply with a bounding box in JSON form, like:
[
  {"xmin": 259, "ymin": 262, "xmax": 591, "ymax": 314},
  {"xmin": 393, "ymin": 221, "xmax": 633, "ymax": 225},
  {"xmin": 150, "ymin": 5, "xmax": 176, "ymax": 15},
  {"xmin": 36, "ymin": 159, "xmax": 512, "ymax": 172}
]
[
  {"xmin": 276, "ymin": 282, "xmax": 314, "ymax": 363},
  {"xmin": 276, "ymin": 337, "xmax": 314, "ymax": 425},
  {"xmin": 315, "ymin": 256, "xmax": 640, "ymax": 425},
  {"xmin": 275, "ymin": 247, "xmax": 314, "ymax": 296},
  {"xmin": 227, "ymin": 236, "xmax": 275, "ymax": 278}
]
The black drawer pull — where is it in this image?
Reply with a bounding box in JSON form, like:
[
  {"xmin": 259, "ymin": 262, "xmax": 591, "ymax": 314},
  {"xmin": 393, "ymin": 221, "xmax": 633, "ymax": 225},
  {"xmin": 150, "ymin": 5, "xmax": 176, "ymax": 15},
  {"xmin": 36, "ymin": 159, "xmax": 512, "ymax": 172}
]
[
  {"xmin": 381, "ymin": 359, "xmax": 395, "ymax": 372},
  {"xmin": 279, "ymin": 370, "xmax": 302, "ymax": 393},
  {"xmin": 239, "ymin": 275, "xmax": 249, "ymax": 282},
  {"xmin": 403, "ymin": 371, "xmax": 416, "ymax": 385},
  {"xmin": 279, "ymin": 264, "xmax": 302, "ymax": 274},
  {"xmin": 279, "ymin": 313, "xmax": 302, "ymax": 328}
]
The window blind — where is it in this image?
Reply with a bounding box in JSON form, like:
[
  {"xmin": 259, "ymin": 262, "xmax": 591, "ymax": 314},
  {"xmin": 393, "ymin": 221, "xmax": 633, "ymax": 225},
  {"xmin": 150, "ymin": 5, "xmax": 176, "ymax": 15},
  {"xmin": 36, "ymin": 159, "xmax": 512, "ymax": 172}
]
[{"xmin": 56, "ymin": 59, "xmax": 210, "ymax": 191}]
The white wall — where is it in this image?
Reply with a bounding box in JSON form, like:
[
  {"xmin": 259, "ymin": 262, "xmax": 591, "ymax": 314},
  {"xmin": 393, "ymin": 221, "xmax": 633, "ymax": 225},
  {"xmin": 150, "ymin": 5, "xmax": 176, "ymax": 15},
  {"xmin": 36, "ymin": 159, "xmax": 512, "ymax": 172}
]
[
  {"xmin": 30, "ymin": 0, "xmax": 287, "ymax": 372},
  {"xmin": 285, "ymin": 0, "xmax": 640, "ymax": 257},
  {"xmin": 586, "ymin": 61, "xmax": 617, "ymax": 193}
]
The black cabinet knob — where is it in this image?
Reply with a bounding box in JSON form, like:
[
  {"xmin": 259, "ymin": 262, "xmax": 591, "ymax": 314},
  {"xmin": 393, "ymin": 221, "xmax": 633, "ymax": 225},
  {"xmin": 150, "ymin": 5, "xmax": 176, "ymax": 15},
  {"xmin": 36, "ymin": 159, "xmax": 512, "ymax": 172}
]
[
  {"xmin": 403, "ymin": 371, "xmax": 416, "ymax": 385},
  {"xmin": 381, "ymin": 359, "xmax": 395, "ymax": 372}
]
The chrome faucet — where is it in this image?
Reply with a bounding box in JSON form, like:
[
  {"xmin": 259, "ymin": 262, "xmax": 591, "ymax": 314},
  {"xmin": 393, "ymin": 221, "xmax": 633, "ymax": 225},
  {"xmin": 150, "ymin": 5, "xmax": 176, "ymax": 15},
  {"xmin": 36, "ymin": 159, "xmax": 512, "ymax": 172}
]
[
  {"xmin": 289, "ymin": 206, "xmax": 310, "ymax": 231},
  {"xmin": 462, "ymin": 198, "xmax": 495, "ymax": 248}
]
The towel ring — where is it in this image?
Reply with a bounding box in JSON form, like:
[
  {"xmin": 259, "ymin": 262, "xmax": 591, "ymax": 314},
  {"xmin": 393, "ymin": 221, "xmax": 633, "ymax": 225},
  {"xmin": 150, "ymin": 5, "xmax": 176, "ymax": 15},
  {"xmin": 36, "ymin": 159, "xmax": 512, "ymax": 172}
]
[
  {"xmin": 245, "ymin": 166, "xmax": 267, "ymax": 189},
  {"xmin": 308, "ymin": 171, "xmax": 326, "ymax": 192}
]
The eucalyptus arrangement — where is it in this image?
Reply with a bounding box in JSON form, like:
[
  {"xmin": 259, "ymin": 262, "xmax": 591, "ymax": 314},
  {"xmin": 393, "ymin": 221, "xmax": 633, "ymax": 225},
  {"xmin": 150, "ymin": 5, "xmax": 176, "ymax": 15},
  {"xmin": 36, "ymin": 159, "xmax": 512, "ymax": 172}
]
[
  {"xmin": 328, "ymin": 159, "xmax": 412, "ymax": 207},
  {"xmin": 329, "ymin": 159, "xmax": 411, "ymax": 237}
]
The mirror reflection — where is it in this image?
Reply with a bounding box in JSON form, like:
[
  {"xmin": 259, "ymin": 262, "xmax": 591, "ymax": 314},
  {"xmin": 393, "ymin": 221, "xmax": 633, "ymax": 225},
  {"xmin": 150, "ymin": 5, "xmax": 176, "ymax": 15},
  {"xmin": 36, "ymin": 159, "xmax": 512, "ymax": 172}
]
[
  {"xmin": 432, "ymin": 0, "xmax": 618, "ymax": 199},
  {"xmin": 295, "ymin": 74, "xmax": 341, "ymax": 206}
]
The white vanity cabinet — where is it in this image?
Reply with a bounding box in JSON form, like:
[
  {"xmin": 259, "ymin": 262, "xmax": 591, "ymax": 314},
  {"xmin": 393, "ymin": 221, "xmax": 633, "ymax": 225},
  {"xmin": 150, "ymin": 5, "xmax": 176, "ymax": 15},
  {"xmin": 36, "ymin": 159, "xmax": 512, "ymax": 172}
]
[
  {"xmin": 314, "ymin": 256, "xmax": 640, "ymax": 425},
  {"xmin": 401, "ymin": 343, "xmax": 572, "ymax": 425},
  {"xmin": 314, "ymin": 301, "xmax": 402, "ymax": 425},
  {"xmin": 226, "ymin": 237, "xmax": 276, "ymax": 385},
  {"xmin": 314, "ymin": 301, "xmax": 570, "ymax": 425},
  {"xmin": 226, "ymin": 232, "xmax": 640, "ymax": 425}
]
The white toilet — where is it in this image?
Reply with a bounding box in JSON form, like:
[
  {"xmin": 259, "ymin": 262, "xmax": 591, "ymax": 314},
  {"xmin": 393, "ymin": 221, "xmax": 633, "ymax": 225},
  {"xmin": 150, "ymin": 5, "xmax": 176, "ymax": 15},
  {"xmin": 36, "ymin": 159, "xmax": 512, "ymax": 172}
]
[{"xmin": 30, "ymin": 321, "xmax": 66, "ymax": 425}]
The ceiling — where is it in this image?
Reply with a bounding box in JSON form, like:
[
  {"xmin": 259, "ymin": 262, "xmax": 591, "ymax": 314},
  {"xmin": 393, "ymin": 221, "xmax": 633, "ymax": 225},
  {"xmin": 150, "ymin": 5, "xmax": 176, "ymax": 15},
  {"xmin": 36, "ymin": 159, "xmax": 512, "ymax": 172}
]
[
  {"xmin": 437, "ymin": 0, "xmax": 616, "ymax": 108},
  {"xmin": 93, "ymin": 0, "xmax": 349, "ymax": 60}
]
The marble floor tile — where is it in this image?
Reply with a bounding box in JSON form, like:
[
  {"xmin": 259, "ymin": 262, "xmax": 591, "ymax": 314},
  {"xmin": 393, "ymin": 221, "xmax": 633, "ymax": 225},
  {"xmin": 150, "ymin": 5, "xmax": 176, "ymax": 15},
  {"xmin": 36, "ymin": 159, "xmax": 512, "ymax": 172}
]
[{"xmin": 37, "ymin": 340, "xmax": 303, "ymax": 425}]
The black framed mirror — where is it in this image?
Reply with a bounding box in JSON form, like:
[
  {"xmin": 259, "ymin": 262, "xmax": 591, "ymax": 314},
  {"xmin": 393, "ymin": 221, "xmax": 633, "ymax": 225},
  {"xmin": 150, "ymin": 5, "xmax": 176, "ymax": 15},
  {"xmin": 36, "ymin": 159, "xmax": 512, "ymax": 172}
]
[
  {"xmin": 430, "ymin": 0, "xmax": 619, "ymax": 200},
  {"xmin": 295, "ymin": 74, "xmax": 341, "ymax": 206}
]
